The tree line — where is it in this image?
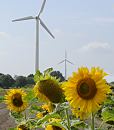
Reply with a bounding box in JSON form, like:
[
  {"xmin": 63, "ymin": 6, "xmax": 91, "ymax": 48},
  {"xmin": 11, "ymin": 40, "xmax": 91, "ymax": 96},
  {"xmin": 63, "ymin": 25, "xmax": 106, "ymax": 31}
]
[
  {"xmin": 0, "ymin": 71, "xmax": 65, "ymax": 89},
  {"xmin": 0, "ymin": 73, "xmax": 35, "ymax": 89}
]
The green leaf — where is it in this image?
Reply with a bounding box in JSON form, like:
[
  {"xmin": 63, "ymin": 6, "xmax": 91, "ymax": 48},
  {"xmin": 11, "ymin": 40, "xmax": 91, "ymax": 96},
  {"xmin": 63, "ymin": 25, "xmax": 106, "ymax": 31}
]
[
  {"xmin": 44, "ymin": 68, "xmax": 53, "ymax": 76},
  {"xmin": 104, "ymin": 95, "xmax": 114, "ymax": 106},
  {"xmin": 70, "ymin": 119, "xmax": 88, "ymax": 128},
  {"xmin": 47, "ymin": 121, "xmax": 67, "ymax": 130},
  {"xmin": 25, "ymin": 89, "xmax": 35, "ymax": 102},
  {"xmin": 34, "ymin": 70, "xmax": 43, "ymax": 83},
  {"xmin": 8, "ymin": 128, "xmax": 17, "ymax": 130},
  {"xmin": 71, "ymin": 127, "xmax": 78, "ymax": 130},
  {"xmin": 10, "ymin": 111, "xmax": 24, "ymax": 122},
  {"xmin": 30, "ymin": 105, "xmax": 42, "ymax": 112},
  {"xmin": 0, "ymin": 96, "xmax": 4, "ymax": 103},
  {"xmin": 37, "ymin": 112, "xmax": 61, "ymax": 125},
  {"xmin": 102, "ymin": 107, "xmax": 114, "ymax": 123}
]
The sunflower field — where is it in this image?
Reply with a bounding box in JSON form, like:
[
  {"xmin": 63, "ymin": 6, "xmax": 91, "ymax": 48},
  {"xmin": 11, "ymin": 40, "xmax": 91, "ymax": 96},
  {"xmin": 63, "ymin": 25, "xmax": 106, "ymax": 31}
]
[{"xmin": 0, "ymin": 67, "xmax": 114, "ymax": 130}]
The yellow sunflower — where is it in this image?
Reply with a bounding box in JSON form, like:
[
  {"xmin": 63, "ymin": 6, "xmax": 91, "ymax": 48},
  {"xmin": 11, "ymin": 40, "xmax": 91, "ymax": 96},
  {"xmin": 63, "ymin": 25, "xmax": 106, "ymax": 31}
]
[
  {"xmin": 42, "ymin": 103, "xmax": 54, "ymax": 113},
  {"xmin": 33, "ymin": 76, "xmax": 63, "ymax": 103},
  {"xmin": 36, "ymin": 103, "xmax": 54, "ymax": 119},
  {"xmin": 49, "ymin": 118, "xmax": 61, "ymax": 122},
  {"xmin": 45, "ymin": 125, "xmax": 65, "ymax": 130},
  {"xmin": 4, "ymin": 89, "xmax": 27, "ymax": 112},
  {"xmin": 72, "ymin": 108, "xmax": 90, "ymax": 120},
  {"xmin": 62, "ymin": 67, "xmax": 111, "ymax": 115},
  {"xmin": 36, "ymin": 112, "xmax": 44, "ymax": 119},
  {"xmin": 17, "ymin": 124, "xmax": 29, "ymax": 130}
]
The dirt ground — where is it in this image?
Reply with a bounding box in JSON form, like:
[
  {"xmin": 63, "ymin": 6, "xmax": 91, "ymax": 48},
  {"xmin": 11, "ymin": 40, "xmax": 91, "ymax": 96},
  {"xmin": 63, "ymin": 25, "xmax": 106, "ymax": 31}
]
[{"xmin": 0, "ymin": 103, "xmax": 16, "ymax": 130}]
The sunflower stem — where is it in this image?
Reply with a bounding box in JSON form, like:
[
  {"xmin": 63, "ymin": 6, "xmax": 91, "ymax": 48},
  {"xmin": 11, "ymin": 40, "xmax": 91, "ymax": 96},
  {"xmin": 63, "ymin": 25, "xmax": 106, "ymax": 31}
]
[
  {"xmin": 66, "ymin": 108, "xmax": 71, "ymax": 130},
  {"xmin": 91, "ymin": 113, "xmax": 95, "ymax": 130},
  {"xmin": 24, "ymin": 111, "xmax": 27, "ymax": 120},
  {"xmin": 98, "ymin": 121, "xmax": 104, "ymax": 129}
]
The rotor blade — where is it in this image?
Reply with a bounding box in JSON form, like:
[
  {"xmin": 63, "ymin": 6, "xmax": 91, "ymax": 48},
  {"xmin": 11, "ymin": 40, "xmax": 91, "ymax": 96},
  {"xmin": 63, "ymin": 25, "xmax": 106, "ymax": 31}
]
[
  {"xmin": 58, "ymin": 60, "xmax": 65, "ymax": 65},
  {"xmin": 40, "ymin": 19, "xmax": 55, "ymax": 39},
  {"xmin": 12, "ymin": 16, "xmax": 34, "ymax": 22},
  {"xmin": 38, "ymin": 0, "xmax": 46, "ymax": 16},
  {"xmin": 66, "ymin": 59, "xmax": 74, "ymax": 65}
]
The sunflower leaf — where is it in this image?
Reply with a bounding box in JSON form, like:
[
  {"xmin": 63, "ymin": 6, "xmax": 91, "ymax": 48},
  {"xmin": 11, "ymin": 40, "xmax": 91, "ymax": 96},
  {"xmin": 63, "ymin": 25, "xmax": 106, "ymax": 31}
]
[
  {"xmin": 8, "ymin": 128, "xmax": 17, "ymax": 130},
  {"xmin": 101, "ymin": 107, "xmax": 114, "ymax": 123},
  {"xmin": 30, "ymin": 105, "xmax": 42, "ymax": 112},
  {"xmin": 104, "ymin": 95, "xmax": 114, "ymax": 106},
  {"xmin": 10, "ymin": 111, "xmax": 24, "ymax": 122},
  {"xmin": 44, "ymin": 68, "xmax": 53, "ymax": 76},
  {"xmin": 34, "ymin": 70, "xmax": 43, "ymax": 83},
  {"xmin": 46, "ymin": 121, "xmax": 67, "ymax": 130},
  {"xmin": 37, "ymin": 112, "xmax": 61, "ymax": 125},
  {"xmin": 70, "ymin": 119, "xmax": 88, "ymax": 128},
  {"xmin": 24, "ymin": 89, "xmax": 36, "ymax": 103},
  {"xmin": 0, "ymin": 96, "xmax": 4, "ymax": 103}
]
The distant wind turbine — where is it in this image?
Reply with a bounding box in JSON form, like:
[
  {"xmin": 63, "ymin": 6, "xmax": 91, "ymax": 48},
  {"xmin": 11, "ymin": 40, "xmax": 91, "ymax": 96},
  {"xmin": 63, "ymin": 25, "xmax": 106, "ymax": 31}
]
[
  {"xmin": 12, "ymin": 0, "xmax": 55, "ymax": 72},
  {"xmin": 58, "ymin": 51, "xmax": 74, "ymax": 80}
]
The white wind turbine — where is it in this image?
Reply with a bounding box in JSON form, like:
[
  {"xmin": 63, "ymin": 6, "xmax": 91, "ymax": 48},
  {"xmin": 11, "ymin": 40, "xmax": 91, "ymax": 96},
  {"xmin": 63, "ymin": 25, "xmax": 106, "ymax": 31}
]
[
  {"xmin": 12, "ymin": 0, "xmax": 55, "ymax": 72},
  {"xmin": 58, "ymin": 51, "xmax": 74, "ymax": 80}
]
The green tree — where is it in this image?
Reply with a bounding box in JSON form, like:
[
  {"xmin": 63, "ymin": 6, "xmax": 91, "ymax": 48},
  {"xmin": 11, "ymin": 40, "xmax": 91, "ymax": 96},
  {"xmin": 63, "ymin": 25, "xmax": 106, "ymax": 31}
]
[
  {"xmin": 0, "ymin": 74, "xmax": 15, "ymax": 88},
  {"xmin": 50, "ymin": 71, "xmax": 65, "ymax": 82},
  {"xmin": 15, "ymin": 76, "xmax": 27, "ymax": 87}
]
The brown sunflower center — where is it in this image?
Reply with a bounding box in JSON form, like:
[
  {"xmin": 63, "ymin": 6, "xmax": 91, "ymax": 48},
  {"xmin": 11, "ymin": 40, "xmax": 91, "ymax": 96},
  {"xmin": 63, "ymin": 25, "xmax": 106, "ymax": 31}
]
[
  {"xmin": 77, "ymin": 78, "xmax": 97, "ymax": 99},
  {"xmin": 12, "ymin": 93, "xmax": 23, "ymax": 107},
  {"xmin": 38, "ymin": 79, "xmax": 63, "ymax": 103},
  {"xmin": 52, "ymin": 126, "xmax": 62, "ymax": 130}
]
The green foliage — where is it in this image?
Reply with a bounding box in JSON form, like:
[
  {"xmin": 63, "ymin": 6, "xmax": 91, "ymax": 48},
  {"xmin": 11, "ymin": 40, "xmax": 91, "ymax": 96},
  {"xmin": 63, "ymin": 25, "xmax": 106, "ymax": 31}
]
[
  {"xmin": 102, "ymin": 107, "xmax": 114, "ymax": 123},
  {"xmin": 36, "ymin": 112, "xmax": 61, "ymax": 125},
  {"xmin": 44, "ymin": 68, "xmax": 53, "ymax": 76},
  {"xmin": 100, "ymin": 94, "xmax": 114, "ymax": 127},
  {"xmin": 0, "ymin": 74, "xmax": 15, "ymax": 88},
  {"xmin": 70, "ymin": 119, "xmax": 88, "ymax": 128},
  {"xmin": 14, "ymin": 76, "xmax": 27, "ymax": 87},
  {"xmin": 24, "ymin": 88, "xmax": 35, "ymax": 102},
  {"xmin": 34, "ymin": 70, "xmax": 43, "ymax": 83},
  {"xmin": 10, "ymin": 111, "xmax": 24, "ymax": 123},
  {"xmin": 0, "ymin": 96, "xmax": 4, "ymax": 103},
  {"xmin": 34, "ymin": 68, "xmax": 53, "ymax": 83},
  {"xmin": 2, "ymin": 70, "xmax": 114, "ymax": 130},
  {"xmin": 8, "ymin": 128, "xmax": 17, "ymax": 130},
  {"xmin": 50, "ymin": 70, "xmax": 65, "ymax": 82}
]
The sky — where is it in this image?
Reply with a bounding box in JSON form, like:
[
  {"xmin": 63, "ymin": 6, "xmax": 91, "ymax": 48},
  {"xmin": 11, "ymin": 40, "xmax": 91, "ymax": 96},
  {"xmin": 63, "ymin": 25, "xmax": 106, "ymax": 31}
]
[{"xmin": 0, "ymin": 0, "xmax": 114, "ymax": 81}]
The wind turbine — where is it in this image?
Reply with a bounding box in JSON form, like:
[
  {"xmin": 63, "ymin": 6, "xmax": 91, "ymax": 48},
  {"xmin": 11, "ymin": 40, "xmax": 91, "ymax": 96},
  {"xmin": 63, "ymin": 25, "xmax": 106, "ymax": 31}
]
[
  {"xmin": 58, "ymin": 51, "xmax": 74, "ymax": 80},
  {"xmin": 12, "ymin": 0, "xmax": 55, "ymax": 72}
]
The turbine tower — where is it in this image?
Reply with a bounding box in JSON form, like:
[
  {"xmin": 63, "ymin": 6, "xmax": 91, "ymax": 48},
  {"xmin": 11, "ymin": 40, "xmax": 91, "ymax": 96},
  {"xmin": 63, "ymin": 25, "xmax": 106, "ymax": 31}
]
[
  {"xmin": 12, "ymin": 0, "xmax": 55, "ymax": 72},
  {"xmin": 58, "ymin": 51, "xmax": 74, "ymax": 80}
]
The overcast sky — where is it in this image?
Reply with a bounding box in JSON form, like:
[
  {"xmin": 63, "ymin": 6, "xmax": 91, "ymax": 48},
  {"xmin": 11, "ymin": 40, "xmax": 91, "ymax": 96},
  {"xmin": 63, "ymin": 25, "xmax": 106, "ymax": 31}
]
[{"xmin": 0, "ymin": 0, "xmax": 114, "ymax": 81}]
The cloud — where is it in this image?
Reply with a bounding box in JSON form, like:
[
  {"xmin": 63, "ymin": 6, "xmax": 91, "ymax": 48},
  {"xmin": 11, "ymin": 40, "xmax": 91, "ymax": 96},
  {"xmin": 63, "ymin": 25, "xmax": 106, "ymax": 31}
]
[{"xmin": 78, "ymin": 42, "xmax": 112, "ymax": 53}]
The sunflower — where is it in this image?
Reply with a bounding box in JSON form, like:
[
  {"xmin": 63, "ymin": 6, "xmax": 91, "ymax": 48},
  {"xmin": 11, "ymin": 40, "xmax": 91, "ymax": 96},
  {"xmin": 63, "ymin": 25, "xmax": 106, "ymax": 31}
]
[
  {"xmin": 45, "ymin": 125, "xmax": 65, "ymax": 130},
  {"xmin": 33, "ymin": 76, "xmax": 63, "ymax": 103},
  {"xmin": 36, "ymin": 103, "xmax": 54, "ymax": 119},
  {"xmin": 42, "ymin": 103, "xmax": 55, "ymax": 113},
  {"xmin": 36, "ymin": 112, "xmax": 44, "ymax": 119},
  {"xmin": 4, "ymin": 89, "xmax": 27, "ymax": 112},
  {"xmin": 17, "ymin": 124, "xmax": 29, "ymax": 130},
  {"xmin": 62, "ymin": 67, "xmax": 111, "ymax": 115},
  {"xmin": 72, "ymin": 108, "xmax": 90, "ymax": 120}
]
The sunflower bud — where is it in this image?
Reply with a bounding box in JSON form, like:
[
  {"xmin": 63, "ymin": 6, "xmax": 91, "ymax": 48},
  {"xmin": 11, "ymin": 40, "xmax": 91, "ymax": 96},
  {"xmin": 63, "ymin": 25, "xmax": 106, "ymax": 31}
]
[{"xmin": 34, "ymin": 77, "xmax": 64, "ymax": 103}]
